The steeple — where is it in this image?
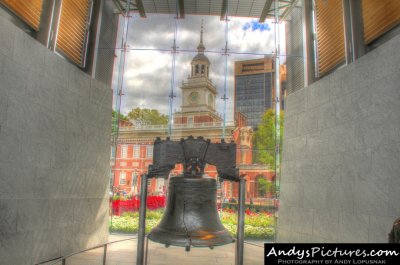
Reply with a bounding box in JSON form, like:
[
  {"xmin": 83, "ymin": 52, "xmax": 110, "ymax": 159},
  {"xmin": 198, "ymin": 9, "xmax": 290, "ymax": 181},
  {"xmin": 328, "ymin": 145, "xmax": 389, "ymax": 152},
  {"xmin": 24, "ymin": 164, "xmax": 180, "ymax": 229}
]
[
  {"xmin": 191, "ymin": 19, "xmax": 210, "ymax": 78},
  {"xmin": 197, "ymin": 19, "xmax": 205, "ymax": 53},
  {"xmin": 175, "ymin": 18, "xmax": 219, "ymax": 124}
]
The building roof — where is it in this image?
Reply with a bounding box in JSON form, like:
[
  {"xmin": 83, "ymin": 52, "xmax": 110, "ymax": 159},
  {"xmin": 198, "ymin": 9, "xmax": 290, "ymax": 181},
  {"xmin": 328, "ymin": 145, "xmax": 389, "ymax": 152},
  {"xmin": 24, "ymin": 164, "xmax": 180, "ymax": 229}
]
[
  {"xmin": 192, "ymin": 53, "xmax": 210, "ymax": 63},
  {"xmin": 113, "ymin": 0, "xmax": 298, "ymax": 22},
  {"xmin": 117, "ymin": 121, "xmax": 236, "ymax": 143}
]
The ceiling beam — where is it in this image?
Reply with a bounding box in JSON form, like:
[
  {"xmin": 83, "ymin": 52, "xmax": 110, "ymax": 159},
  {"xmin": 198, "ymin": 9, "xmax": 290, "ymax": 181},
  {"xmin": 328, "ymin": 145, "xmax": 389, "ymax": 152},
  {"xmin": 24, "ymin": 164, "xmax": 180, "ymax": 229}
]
[
  {"xmin": 280, "ymin": 0, "xmax": 299, "ymax": 22},
  {"xmin": 259, "ymin": 0, "xmax": 273, "ymax": 22},
  {"xmin": 178, "ymin": 0, "xmax": 185, "ymax": 18},
  {"xmin": 112, "ymin": 0, "xmax": 125, "ymax": 14},
  {"xmin": 135, "ymin": 0, "xmax": 146, "ymax": 18},
  {"xmin": 220, "ymin": 0, "xmax": 228, "ymax": 20}
]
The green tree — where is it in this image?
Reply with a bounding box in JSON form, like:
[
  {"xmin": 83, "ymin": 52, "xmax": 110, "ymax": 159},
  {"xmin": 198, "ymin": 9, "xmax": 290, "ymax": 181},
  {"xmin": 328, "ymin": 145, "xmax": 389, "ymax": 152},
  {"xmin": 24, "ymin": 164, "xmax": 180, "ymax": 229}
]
[
  {"xmin": 127, "ymin": 108, "xmax": 168, "ymax": 126},
  {"xmin": 257, "ymin": 177, "xmax": 276, "ymax": 197},
  {"xmin": 112, "ymin": 110, "xmax": 129, "ymax": 122},
  {"xmin": 253, "ymin": 109, "xmax": 284, "ymax": 168},
  {"xmin": 112, "ymin": 110, "xmax": 129, "ymax": 133}
]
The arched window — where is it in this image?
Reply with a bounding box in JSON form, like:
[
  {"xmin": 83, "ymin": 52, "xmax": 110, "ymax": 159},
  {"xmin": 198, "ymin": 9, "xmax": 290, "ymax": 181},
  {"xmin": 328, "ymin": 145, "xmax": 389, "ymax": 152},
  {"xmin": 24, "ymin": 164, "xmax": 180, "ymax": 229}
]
[
  {"xmin": 201, "ymin": 65, "xmax": 205, "ymax": 74},
  {"xmin": 195, "ymin": 64, "xmax": 199, "ymax": 74}
]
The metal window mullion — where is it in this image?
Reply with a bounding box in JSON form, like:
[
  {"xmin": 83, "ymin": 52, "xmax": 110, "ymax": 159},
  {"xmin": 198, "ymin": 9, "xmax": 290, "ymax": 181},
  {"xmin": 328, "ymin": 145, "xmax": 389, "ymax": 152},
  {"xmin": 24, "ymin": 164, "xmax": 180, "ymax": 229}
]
[
  {"xmin": 312, "ymin": 0, "xmax": 320, "ymax": 79},
  {"xmin": 342, "ymin": 0, "xmax": 365, "ymax": 64},
  {"xmin": 34, "ymin": 0, "xmax": 56, "ymax": 47},
  {"xmin": 342, "ymin": 0, "xmax": 353, "ymax": 64},
  {"xmin": 89, "ymin": 0, "xmax": 103, "ymax": 78},
  {"xmin": 81, "ymin": 0, "xmax": 94, "ymax": 68},
  {"xmin": 48, "ymin": 0, "xmax": 62, "ymax": 52},
  {"xmin": 302, "ymin": 0, "xmax": 316, "ymax": 85}
]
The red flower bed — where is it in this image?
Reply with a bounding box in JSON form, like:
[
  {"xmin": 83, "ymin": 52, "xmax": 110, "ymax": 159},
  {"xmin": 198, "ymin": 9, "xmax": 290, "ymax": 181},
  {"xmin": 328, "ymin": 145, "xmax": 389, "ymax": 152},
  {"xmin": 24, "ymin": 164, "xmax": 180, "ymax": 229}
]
[{"xmin": 112, "ymin": 196, "xmax": 166, "ymax": 216}]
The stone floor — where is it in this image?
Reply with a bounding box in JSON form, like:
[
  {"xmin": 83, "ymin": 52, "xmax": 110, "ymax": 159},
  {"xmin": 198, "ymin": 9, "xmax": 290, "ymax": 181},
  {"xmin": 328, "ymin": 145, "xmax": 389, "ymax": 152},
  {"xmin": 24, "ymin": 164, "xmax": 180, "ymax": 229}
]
[{"xmin": 52, "ymin": 234, "xmax": 265, "ymax": 265}]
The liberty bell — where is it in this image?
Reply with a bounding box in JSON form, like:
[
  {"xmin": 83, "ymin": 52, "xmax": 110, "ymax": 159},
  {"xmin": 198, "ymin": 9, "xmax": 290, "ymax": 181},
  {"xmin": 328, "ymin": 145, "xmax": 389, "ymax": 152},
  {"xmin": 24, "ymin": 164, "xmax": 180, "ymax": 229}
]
[{"xmin": 147, "ymin": 136, "xmax": 239, "ymax": 250}]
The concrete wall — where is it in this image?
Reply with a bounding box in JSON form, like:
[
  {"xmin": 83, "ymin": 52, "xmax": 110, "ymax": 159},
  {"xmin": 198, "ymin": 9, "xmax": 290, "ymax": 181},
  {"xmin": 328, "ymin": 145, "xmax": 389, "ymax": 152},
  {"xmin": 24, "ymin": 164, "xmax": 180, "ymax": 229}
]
[
  {"xmin": 0, "ymin": 14, "xmax": 112, "ymax": 264},
  {"xmin": 93, "ymin": 0, "xmax": 120, "ymax": 85},
  {"xmin": 277, "ymin": 34, "xmax": 400, "ymax": 243}
]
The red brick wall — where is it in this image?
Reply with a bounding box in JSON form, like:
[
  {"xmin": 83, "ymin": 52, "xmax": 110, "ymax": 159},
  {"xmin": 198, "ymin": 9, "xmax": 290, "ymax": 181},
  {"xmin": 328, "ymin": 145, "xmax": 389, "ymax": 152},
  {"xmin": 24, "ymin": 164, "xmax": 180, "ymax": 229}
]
[
  {"xmin": 173, "ymin": 116, "xmax": 187, "ymax": 124},
  {"xmin": 194, "ymin": 115, "xmax": 213, "ymax": 123},
  {"xmin": 235, "ymin": 112, "xmax": 247, "ymax": 127}
]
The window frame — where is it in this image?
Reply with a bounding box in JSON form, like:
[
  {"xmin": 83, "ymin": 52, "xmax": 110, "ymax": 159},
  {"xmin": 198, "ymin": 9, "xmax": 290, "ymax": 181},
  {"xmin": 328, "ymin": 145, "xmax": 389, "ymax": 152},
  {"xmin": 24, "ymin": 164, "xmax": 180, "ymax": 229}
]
[
  {"xmin": 133, "ymin": 145, "xmax": 140, "ymax": 159},
  {"xmin": 119, "ymin": 171, "xmax": 126, "ymax": 185},
  {"xmin": 146, "ymin": 145, "xmax": 153, "ymax": 159},
  {"xmin": 121, "ymin": 145, "xmax": 128, "ymax": 158}
]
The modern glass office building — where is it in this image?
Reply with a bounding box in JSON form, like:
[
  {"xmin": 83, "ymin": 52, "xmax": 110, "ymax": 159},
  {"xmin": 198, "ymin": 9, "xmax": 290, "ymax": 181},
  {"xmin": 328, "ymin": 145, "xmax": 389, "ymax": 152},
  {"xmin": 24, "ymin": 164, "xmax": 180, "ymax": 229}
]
[{"xmin": 234, "ymin": 58, "xmax": 274, "ymax": 129}]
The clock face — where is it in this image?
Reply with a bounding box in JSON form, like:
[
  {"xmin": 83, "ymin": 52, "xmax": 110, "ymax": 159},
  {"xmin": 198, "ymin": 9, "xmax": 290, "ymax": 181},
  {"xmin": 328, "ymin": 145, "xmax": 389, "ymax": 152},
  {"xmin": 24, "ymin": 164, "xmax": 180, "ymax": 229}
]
[{"xmin": 189, "ymin": 91, "xmax": 199, "ymax": 104}]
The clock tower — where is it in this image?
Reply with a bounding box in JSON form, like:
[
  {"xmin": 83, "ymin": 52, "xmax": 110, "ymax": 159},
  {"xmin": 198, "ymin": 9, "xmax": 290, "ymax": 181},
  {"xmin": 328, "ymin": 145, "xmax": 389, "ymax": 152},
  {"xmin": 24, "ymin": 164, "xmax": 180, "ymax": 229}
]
[{"xmin": 174, "ymin": 21, "xmax": 222, "ymax": 125}]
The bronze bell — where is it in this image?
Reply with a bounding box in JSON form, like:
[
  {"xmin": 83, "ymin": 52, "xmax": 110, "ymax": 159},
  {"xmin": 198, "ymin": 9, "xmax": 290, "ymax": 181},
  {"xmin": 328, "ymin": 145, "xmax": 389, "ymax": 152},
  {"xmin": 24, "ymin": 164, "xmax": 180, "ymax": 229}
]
[
  {"xmin": 147, "ymin": 174, "xmax": 234, "ymax": 249},
  {"xmin": 147, "ymin": 137, "xmax": 239, "ymax": 251}
]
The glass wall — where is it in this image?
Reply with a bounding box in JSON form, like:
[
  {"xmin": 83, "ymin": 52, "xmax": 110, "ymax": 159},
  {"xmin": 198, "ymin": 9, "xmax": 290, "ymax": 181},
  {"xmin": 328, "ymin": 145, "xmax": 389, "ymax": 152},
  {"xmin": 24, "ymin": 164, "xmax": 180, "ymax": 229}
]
[
  {"xmin": 42, "ymin": 0, "xmax": 400, "ymax": 262},
  {"xmin": 109, "ymin": 9, "xmax": 286, "ymax": 251}
]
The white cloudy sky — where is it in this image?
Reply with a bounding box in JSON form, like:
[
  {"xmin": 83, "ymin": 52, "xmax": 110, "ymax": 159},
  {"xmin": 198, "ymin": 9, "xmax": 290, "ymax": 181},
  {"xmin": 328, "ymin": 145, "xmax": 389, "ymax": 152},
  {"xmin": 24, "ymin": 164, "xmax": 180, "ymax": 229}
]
[{"xmin": 112, "ymin": 13, "xmax": 286, "ymax": 121}]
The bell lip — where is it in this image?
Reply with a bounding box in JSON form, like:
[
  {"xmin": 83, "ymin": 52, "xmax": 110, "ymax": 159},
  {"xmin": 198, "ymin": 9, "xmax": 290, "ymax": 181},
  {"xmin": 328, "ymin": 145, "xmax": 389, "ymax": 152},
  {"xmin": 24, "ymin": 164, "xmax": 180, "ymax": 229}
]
[
  {"xmin": 147, "ymin": 227, "xmax": 235, "ymax": 248},
  {"xmin": 146, "ymin": 239, "xmax": 236, "ymax": 248},
  {"xmin": 147, "ymin": 235, "xmax": 235, "ymax": 248}
]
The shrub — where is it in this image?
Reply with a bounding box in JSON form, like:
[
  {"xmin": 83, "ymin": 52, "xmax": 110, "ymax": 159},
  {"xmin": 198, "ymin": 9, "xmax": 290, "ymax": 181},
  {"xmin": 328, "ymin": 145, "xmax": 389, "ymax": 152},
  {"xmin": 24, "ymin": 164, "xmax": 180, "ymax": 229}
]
[
  {"xmin": 121, "ymin": 211, "xmax": 138, "ymax": 218},
  {"xmin": 222, "ymin": 203, "xmax": 276, "ymax": 213},
  {"xmin": 110, "ymin": 209, "xmax": 275, "ymax": 239},
  {"xmin": 146, "ymin": 209, "xmax": 164, "ymax": 220}
]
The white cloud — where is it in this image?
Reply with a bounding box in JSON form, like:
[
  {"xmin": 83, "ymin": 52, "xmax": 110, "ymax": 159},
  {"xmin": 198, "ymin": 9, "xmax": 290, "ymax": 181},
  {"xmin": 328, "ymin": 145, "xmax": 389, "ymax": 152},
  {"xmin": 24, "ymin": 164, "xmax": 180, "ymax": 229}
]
[{"xmin": 112, "ymin": 14, "xmax": 285, "ymax": 121}]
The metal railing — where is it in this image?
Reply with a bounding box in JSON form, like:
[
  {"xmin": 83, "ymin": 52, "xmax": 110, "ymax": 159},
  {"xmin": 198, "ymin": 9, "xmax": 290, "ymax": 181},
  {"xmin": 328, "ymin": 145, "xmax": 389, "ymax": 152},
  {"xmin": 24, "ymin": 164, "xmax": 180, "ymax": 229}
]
[
  {"xmin": 35, "ymin": 236, "xmax": 136, "ymax": 265},
  {"xmin": 35, "ymin": 234, "xmax": 264, "ymax": 265}
]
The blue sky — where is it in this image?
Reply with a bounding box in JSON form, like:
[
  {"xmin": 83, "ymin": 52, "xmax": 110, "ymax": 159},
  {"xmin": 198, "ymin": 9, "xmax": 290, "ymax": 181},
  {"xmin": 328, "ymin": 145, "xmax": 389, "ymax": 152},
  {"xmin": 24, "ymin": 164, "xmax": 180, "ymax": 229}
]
[
  {"xmin": 242, "ymin": 20, "xmax": 271, "ymax": 32},
  {"xmin": 113, "ymin": 14, "xmax": 285, "ymax": 121}
]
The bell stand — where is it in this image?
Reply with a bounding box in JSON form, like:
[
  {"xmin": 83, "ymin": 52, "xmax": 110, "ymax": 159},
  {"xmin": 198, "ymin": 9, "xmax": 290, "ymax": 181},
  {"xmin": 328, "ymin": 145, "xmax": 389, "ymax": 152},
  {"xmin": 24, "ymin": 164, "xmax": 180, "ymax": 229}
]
[{"xmin": 135, "ymin": 173, "xmax": 246, "ymax": 265}]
